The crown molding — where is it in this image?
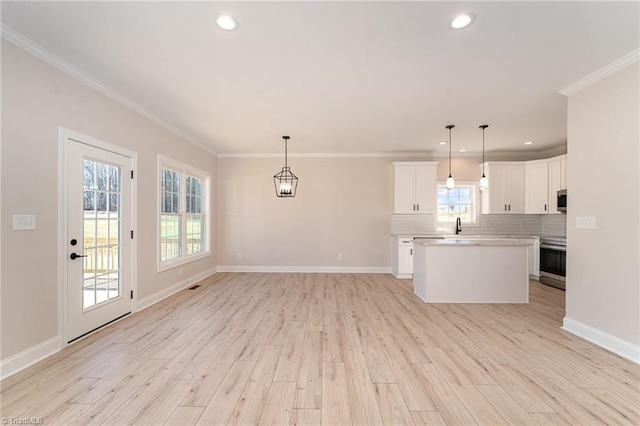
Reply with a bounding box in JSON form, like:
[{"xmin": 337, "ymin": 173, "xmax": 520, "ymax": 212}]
[
  {"xmin": 1, "ymin": 24, "xmax": 217, "ymax": 156},
  {"xmin": 217, "ymin": 146, "xmax": 567, "ymax": 161},
  {"xmin": 217, "ymin": 151, "xmax": 429, "ymax": 159},
  {"xmin": 560, "ymin": 48, "xmax": 640, "ymax": 96}
]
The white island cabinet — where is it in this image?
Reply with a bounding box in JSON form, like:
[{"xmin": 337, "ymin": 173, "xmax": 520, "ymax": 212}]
[{"xmin": 412, "ymin": 239, "xmax": 529, "ymax": 303}]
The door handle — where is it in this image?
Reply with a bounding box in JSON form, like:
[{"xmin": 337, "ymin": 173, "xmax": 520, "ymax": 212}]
[{"xmin": 70, "ymin": 253, "xmax": 87, "ymax": 260}]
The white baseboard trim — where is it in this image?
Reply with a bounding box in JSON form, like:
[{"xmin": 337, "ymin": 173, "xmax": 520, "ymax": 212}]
[
  {"xmin": 562, "ymin": 316, "xmax": 640, "ymax": 364},
  {"xmin": 217, "ymin": 265, "xmax": 392, "ymax": 274},
  {"xmin": 135, "ymin": 266, "xmax": 218, "ymax": 312},
  {"xmin": 0, "ymin": 336, "xmax": 62, "ymax": 380}
]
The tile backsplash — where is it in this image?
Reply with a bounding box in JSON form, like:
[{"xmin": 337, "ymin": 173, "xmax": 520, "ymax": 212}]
[{"xmin": 392, "ymin": 214, "xmax": 566, "ymax": 237}]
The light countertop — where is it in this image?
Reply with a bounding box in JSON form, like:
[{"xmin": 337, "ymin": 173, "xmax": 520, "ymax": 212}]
[
  {"xmin": 393, "ymin": 234, "xmax": 539, "ymax": 239},
  {"xmin": 413, "ymin": 239, "xmax": 530, "ymax": 247}
]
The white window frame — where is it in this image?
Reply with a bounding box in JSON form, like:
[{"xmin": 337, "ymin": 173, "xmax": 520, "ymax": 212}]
[
  {"xmin": 436, "ymin": 182, "xmax": 480, "ymax": 226},
  {"xmin": 157, "ymin": 155, "xmax": 211, "ymax": 272}
]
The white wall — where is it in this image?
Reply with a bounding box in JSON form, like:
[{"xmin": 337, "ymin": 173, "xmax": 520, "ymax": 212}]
[
  {"xmin": 217, "ymin": 156, "xmax": 392, "ymax": 269},
  {"xmin": 1, "ymin": 40, "xmax": 217, "ymax": 361},
  {"xmin": 564, "ymin": 62, "xmax": 640, "ymax": 360}
]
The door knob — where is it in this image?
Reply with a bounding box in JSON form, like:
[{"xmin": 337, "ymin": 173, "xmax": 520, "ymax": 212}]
[
  {"xmin": 70, "ymin": 239, "xmax": 78, "ymax": 246},
  {"xmin": 70, "ymin": 253, "xmax": 87, "ymax": 260}
]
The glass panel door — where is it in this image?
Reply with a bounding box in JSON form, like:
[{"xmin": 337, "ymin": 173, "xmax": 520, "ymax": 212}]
[{"xmin": 66, "ymin": 135, "xmax": 132, "ymax": 343}]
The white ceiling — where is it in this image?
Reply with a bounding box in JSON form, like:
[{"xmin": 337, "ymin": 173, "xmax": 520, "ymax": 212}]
[{"xmin": 2, "ymin": 1, "xmax": 638, "ymax": 155}]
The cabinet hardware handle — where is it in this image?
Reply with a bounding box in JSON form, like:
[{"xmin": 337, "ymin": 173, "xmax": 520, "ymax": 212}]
[
  {"xmin": 416, "ymin": 204, "xmax": 419, "ymax": 211},
  {"xmin": 544, "ymin": 204, "xmax": 547, "ymax": 211},
  {"xmin": 410, "ymin": 249, "xmax": 413, "ymax": 255}
]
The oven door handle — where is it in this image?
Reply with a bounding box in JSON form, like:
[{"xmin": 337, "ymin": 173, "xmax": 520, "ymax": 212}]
[{"xmin": 540, "ymin": 244, "xmax": 566, "ymax": 252}]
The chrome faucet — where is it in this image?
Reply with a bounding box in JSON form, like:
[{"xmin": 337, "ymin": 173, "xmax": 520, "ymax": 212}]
[{"xmin": 455, "ymin": 217, "xmax": 462, "ymax": 235}]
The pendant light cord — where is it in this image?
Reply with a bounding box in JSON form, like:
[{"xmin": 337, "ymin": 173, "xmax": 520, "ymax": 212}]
[
  {"xmin": 448, "ymin": 126, "xmax": 452, "ymax": 176},
  {"xmin": 480, "ymin": 125, "xmax": 488, "ymax": 175},
  {"xmin": 445, "ymin": 125, "xmax": 454, "ymax": 177},
  {"xmin": 482, "ymin": 127, "xmax": 485, "ymax": 173},
  {"xmin": 282, "ymin": 136, "xmax": 290, "ymax": 169}
]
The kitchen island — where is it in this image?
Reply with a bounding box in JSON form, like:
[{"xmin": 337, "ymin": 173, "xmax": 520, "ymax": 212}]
[{"xmin": 412, "ymin": 238, "xmax": 529, "ymax": 303}]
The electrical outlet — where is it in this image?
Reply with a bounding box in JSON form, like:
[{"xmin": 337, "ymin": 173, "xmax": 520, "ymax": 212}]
[
  {"xmin": 337, "ymin": 253, "xmax": 343, "ymax": 261},
  {"xmin": 576, "ymin": 216, "xmax": 596, "ymax": 230},
  {"xmin": 237, "ymin": 252, "xmax": 243, "ymax": 260},
  {"xmin": 13, "ymin": 214, "xmax": 36, "ymax": 231}
]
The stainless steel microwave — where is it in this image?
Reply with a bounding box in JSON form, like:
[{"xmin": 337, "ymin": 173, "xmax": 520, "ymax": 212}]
[{"xmin": 557, "ymin": 189, "xmax": 567, "ymax": 212}]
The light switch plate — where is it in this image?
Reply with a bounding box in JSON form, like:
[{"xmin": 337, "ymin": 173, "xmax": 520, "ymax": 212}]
[
  {"xmin": 13, "ymin": 214, "xmax": 36, "ymax": 230},
  {"xmin": 576, "ymin": 216, "xmax": 596, "ymax": 230}
]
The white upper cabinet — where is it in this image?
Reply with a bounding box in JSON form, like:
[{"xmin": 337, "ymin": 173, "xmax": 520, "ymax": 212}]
[
  {"xmin": 480, "ymin": 162, "xmax": 525, "ymax": 214},
  {"xmin": 525, "ymin": 161, "xmax": 549, "ymax": 214},
  {"xmin": 547, "ymin": 155, "xmax": 567, "ymax": 214},
  {"xmin": 392, "ymin": 162, "xmax": 438, "ymax": 214},
  {"xmin": 522, "ymin": 155, "xmax": 567, "ymax": 214}
]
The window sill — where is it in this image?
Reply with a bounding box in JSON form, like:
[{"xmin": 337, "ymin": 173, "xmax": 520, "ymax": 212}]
[{"xmin": 158, "ymin": 251, "xmax": 211, "ymax": 273}]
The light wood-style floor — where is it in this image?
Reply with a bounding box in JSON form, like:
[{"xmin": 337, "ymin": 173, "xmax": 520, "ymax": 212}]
[{"xmin": 2, "ymin": 273, "xmax": 639, "ymax": 425}]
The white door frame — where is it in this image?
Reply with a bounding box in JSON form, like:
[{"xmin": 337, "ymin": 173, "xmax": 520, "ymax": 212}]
[{"xmin": 58, "ymin": 127, "xmax": 138, "ymax": 345}]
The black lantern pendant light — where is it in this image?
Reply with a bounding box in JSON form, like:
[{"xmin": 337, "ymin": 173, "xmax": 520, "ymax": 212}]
[
  {"xmin": 479, "ymin": 125, "xmax": 489, "ymax": 191},
  {"xmin": 273, "ymin": 135, "xmax": 298, "ymax": 197},
  {"xmin": 445, "ymin": 124, "xmax": 455, "ymax": 190}
]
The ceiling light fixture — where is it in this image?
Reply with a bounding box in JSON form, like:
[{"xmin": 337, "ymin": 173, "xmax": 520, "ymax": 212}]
[
  {"xmin": 438, "ymin": 141, "xmax": 447, "ymax": 145},
  {"xmin": 458, "ymin": 148, "xmax": 467, "ymax": 153},
  {"xmin": 216, "ymin": 15, "xmax": 238, "ymax": 31},
  {"xmin": 450, "ymin": 14, "xmax": 475, "ymax": 30},
  {"xmin": 479, "ymin": 125, "xmax": 489, "ymax": 191},
  {"xmin": 445, "ymin": 124, "xmax": 455, "ymax": 190},
  {"xmin": 273, "ymin": 136, "xmax": 298, "ymax": 198},
  {"xmin": 524, "ymin": 141, "xmax": 535, "ymax": 145}
]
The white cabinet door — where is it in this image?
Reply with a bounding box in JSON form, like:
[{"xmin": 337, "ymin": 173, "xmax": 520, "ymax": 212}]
[
  {"xmin": 399, "ymin": 244, "xmax": 413, "ymax": 275},
  {"xmin": 391, "ymin": 236, "xmax": 413, "ymax": 279},
  {"xmin": 486, "ymin": 164, "xmax": 508, "ymax": 213},
  {"xmin": 481, "ymin": 163, "xmax": 525, "ymax": 214},
  {"xmin": 548, "ymin": 158, "xmax": 563, "ymax": 213},
  {"xmin": 519, "ymin": 237, "xmax": 540, "ymax": 279},
  {"xmin": 393, "ymin": 165, "xmax": 416, "ymax": 214},
  {"xmin": 392, "ymin": 162, "xmax": 438, "ymax": 214},
  {"xmin": 507, "ymin": 165, "xmax": 525, "ymax": 213},
  {"xmin": 525, "ymin": 162, "xmax": 549, "ymax": 214},
  {"xmin": 415, "ymin": 164, "xmax": 437, "ymax": 214}
]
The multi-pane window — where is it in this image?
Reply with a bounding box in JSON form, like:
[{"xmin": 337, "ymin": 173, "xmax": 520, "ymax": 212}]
[
  {"xmin": 186, "ymin": 176, "xmax": 204, "ymax": 255},
  {"xmin": 437, "ymin": 184, "xmax": 477, "ymax": 224},
  {"xmin": 159, "ymin": 157, "xmax": 210, "ymax": 269},
  {"xmin": 160, "ymin": 169, "xmax": 182, "ymax": 262}
]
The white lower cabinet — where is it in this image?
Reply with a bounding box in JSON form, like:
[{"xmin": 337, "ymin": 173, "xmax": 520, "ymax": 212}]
[
  {"xmin": 519, "ymin": 237, "xmax": 540, "ymax": 280},
  {"xmin": 391, "ymin": 237, "xmax": 413, "ymax": 279}
]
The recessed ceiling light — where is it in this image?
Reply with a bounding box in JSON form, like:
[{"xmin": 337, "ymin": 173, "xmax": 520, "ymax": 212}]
[
  {"xmin": 217, "ymin": 15, "xmax": 238, "ymax": 31},
  {"xmin": 524, "ymin": 141, "xmax": 535, "ymax": 145},
  {"xmin": 438, "ymin": 141, "xmax": 447, "ymax": 145},
  {"xmin": 458, "ymin": 148, "xmax": 467, "ymax": 152},
  {"xmin": 450, "ymin": 14, "xmax": 475, "ymax": 30}
]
